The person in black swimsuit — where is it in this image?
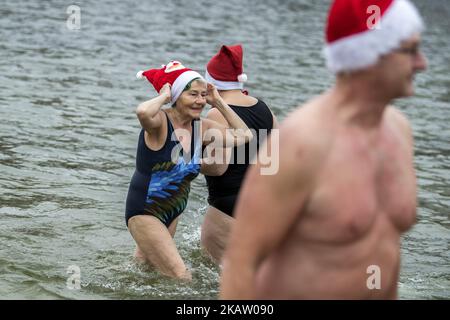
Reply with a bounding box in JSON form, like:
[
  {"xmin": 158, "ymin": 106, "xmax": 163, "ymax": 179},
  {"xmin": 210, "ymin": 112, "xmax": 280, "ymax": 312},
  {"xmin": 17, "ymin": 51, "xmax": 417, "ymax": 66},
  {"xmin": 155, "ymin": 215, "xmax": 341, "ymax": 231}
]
[
  {"xmin": 200, "ymin": 45, "xmax": 278, "ymax": 264},
  {"xmin": 127, "ymin": 61, "xmax": 253, "ymax": 280}
]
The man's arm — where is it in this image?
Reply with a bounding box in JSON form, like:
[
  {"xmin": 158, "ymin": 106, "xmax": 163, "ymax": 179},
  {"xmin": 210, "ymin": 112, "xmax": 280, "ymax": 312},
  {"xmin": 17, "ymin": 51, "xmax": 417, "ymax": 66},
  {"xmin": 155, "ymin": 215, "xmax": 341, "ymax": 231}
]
[
  {"xmin": 387, "ymin": 106, "xmax": 414, "ymax": 153},
  {"xmin": 220, "ymin": 119, "xmax": 316, "ymax": 299},
  {"xmin": 388, "ymin": 106, "xmax": 417, "ymax": 216}
]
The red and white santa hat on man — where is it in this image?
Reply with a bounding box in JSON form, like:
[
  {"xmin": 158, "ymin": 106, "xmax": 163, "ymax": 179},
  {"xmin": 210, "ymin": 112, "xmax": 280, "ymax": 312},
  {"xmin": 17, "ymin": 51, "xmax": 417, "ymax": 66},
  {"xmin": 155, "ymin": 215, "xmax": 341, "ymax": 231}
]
[
  {"xmin": 205, "ymin": 44, "xmax": 248, "ymax": 90},
  {"xmin": 136, "ymin": 61, "xmax": 204, "ymax": 104},
  {"xmin": 324, "ymin": 0, "xmax": 424, "ymax": 74}
]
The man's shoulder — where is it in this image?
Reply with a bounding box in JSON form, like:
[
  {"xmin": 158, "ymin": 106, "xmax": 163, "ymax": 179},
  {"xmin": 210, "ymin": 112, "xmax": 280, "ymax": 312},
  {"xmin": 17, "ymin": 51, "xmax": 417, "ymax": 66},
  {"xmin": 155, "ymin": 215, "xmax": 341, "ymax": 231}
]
[
  {"xmin": 277, "ymin": 98, "xmax": 331, "ymax": 170},
  {"xmin": 385, "ymin": 105, "xmax": 412, "ymax": 134},
  {"xmin": 281, "ymin": 96, "xmax": 330, "ymax": 140}
]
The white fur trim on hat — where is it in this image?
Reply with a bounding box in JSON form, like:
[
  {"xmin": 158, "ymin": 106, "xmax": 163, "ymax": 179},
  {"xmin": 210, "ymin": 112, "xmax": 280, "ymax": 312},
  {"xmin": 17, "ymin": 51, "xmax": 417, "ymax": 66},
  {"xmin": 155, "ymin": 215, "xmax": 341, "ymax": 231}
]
[
  {"xmin": 205, "ymin": 70, "xmax": 244, "ymax": 91},
  {"xmin": 324, "ymin": 0, "xmax": 424, "ymax": 74},
  {"xmin": 171, "ymin": 70, "xmax": 204, "ymax": 104}
]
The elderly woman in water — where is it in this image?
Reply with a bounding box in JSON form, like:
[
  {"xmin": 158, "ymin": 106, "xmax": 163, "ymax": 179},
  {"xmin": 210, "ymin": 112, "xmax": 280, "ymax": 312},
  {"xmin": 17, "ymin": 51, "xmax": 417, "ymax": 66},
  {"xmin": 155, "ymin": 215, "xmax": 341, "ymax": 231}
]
[{"xmin": 125, "ymin": 61, "xmax": 252, "ymax": 280}]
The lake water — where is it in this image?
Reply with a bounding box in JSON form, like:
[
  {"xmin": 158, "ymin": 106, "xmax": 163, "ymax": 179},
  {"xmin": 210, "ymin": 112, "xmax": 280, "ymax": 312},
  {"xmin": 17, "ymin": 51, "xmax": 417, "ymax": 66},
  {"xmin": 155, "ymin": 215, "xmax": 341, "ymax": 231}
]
[{"xmin": 0, "ymin": 0, "xmax": 448, "ymax": 299}]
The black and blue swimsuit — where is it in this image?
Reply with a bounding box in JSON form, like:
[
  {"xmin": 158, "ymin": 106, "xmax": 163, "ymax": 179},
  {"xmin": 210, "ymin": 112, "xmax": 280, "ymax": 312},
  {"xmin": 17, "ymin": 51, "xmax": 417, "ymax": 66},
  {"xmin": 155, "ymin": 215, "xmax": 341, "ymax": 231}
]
[{"xmin": 125, "ymin": 112, "xmax": 201, "ymax": 228}]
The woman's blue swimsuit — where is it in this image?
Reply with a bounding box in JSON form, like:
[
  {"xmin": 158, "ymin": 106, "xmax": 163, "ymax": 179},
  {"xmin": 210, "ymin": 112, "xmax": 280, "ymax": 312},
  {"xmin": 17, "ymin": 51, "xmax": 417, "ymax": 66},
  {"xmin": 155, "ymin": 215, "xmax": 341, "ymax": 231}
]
[{"xmin": 125, "ymin": 112, "xmax": 201, "ymax": 228}]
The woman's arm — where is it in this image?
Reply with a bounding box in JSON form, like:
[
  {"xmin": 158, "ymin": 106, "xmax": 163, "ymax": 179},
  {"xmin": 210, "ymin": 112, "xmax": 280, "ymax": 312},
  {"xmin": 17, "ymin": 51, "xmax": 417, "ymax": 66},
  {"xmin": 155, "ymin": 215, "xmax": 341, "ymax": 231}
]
[
  {"xmin": 200, "ymin": 108, "xmax": 232, "ymax": 176},
  {"xmin": 203, "ymin": 84, "xmax": 253, "ymax": 147},
  {"xmin": 272, "ymin": 111, "xmax": 280, "ymax": 129},
  {"xmin": 136, "ymin": 83, "xmax": 171, "ymax": 131}
]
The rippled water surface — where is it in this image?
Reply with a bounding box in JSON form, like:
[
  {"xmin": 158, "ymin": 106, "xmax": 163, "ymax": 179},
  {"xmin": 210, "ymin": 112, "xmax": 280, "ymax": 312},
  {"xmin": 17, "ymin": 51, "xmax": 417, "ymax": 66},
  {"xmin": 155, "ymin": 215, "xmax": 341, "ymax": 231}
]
[{"xmin": 0, "ymin": 0, "xmax": 448, "ymax": 299}]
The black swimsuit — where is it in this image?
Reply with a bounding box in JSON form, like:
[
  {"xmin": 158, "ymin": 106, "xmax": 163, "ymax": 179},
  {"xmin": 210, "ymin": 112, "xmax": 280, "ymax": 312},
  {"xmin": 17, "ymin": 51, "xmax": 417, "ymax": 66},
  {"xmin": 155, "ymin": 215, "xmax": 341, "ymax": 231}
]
[
  {"xmin": 125, "ymin": 113, "xmax": 201, "ymax": 227},
  {"xmin": 205, "ymin": 100, "xmax": 273, "ymax": 217}
]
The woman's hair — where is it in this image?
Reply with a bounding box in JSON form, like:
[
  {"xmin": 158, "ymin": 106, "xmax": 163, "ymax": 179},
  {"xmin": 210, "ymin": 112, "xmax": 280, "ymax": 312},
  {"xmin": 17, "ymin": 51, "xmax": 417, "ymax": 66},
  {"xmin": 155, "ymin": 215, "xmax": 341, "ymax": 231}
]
[{"xmin": 171, "ymin": 77, "xmax": 205, "ymax": 107}]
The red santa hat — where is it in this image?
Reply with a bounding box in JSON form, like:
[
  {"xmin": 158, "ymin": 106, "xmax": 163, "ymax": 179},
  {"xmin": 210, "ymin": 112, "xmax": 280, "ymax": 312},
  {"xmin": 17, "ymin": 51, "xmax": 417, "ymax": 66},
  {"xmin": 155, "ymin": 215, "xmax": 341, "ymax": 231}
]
[
  {"xmin": 205, "ymin": 44, "xmax": 248, "ymax": 90},
  {"xmin": 136, "ymin": 61, "xmax": 204, "ymax": 104},
  {"xmin": 324, "ymin": 0, "xmax": 424, "ymax": 74}
]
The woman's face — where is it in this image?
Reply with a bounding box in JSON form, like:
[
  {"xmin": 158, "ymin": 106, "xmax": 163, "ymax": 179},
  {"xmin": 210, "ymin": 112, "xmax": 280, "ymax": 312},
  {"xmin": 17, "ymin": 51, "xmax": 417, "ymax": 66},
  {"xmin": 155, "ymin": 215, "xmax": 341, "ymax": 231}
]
[{"xmin": 175, "ymin": 80, "xmax": 207, "ymax": 119}]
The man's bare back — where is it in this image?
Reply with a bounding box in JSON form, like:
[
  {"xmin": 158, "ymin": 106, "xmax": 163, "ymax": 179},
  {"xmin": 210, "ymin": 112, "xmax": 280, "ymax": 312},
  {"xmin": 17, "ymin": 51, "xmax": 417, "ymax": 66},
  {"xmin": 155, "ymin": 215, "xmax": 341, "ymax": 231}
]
[{"xmin": 253, "ymin": 94, "xmax": 417, "ymax": 299}]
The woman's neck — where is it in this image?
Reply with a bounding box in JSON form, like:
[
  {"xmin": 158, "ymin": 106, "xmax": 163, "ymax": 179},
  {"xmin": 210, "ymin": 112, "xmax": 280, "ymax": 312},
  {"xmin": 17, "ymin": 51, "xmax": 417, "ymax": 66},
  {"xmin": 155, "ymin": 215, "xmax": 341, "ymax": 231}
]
[
  {"xmin": 166, "ymin": 108, "xmax": 192, "ymax": 128},
  {"xmin": 219, "ymin": 89, "xmax": 257, "ymax": 106}
]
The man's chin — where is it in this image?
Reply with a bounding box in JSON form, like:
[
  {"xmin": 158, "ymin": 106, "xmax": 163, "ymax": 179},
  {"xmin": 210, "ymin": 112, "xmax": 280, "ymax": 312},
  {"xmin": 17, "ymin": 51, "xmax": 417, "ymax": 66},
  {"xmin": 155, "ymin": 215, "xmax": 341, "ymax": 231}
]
[
  {"xmin": 404, "ymin": 83, "xmax": 415, "ymax": 97},
  {"xmin": 397, "ymin": 80, "xmax": 415, "ymax": 98}
]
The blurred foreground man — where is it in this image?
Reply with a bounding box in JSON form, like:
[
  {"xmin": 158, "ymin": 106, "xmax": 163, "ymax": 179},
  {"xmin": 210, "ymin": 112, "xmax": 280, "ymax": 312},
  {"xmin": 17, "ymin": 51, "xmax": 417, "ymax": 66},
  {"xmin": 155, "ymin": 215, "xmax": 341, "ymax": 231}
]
[{"xmin": 220, "ymin": 0, "xmax": 427, "ymax": 299}]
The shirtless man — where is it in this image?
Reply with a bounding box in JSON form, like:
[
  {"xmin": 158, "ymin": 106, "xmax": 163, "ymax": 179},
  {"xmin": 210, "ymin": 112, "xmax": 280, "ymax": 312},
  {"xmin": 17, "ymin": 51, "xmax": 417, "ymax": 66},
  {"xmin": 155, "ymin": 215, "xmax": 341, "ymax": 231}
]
[{"xmin": 220, "ymin": 0, "xmax": 427, "ymax": 299}]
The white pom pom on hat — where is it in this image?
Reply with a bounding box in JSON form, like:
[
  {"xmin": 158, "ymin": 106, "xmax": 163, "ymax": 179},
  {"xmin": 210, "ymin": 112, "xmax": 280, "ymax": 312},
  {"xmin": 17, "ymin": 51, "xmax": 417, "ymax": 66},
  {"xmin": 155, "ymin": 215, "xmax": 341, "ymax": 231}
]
[
  {"xmin": 237, "ymin": 73, "xmax": 247, "ymax": 82},
  {"xmin": 136, "ymin": 70, "xmax": 145, "ymax": 79}
]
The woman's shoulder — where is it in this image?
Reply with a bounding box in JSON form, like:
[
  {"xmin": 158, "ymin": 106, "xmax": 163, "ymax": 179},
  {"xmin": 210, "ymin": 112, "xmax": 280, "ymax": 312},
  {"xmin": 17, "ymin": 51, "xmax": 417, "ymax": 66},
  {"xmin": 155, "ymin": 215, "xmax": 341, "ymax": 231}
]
[
  {"xmin": 250, "ymin": 98, "xmax": 273, "ymax": 113},
  {"xmin": 204, "ymin": 108, "xmax": 227, "ymax": 125},
  {"xmin": 227, "ymin": 95, "xmax": 259, "ymax": 108}
]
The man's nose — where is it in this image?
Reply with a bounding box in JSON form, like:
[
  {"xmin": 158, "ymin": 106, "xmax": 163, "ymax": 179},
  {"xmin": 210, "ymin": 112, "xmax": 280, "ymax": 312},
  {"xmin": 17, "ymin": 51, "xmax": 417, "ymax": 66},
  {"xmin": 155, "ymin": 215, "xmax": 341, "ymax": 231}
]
[{"xmin": 414, "ymin": 51, "xmax": 428, "ymax": 72}]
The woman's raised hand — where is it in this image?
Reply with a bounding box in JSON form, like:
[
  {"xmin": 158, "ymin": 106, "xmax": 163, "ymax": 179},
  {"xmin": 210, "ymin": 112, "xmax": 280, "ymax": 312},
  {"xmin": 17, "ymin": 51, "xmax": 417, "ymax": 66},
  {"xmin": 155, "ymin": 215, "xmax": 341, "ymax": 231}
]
[
  {"xmin": 206, "ymin": 83, "xmax": 222, "ymax": 107},
  {"xmin": 159, "ymin": 83, "xmax": 172, "ymax": 104}
]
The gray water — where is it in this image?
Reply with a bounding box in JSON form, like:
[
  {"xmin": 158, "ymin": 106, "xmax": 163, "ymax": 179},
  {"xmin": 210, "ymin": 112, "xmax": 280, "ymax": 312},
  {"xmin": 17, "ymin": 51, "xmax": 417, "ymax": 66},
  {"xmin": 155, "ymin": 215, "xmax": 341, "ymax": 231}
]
[{"xmin": 0, "ymin": 0, "xmax": 448, "ymax": 299}]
